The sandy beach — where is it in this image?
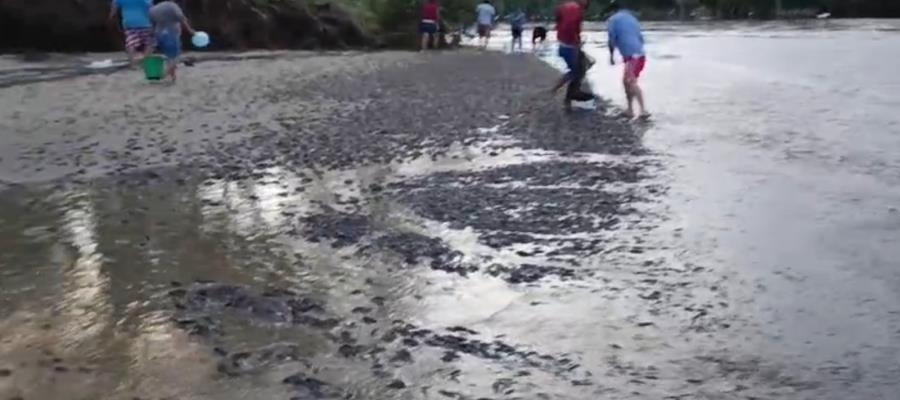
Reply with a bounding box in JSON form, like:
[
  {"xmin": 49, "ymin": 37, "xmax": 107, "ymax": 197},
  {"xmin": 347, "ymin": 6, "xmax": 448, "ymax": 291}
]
[{"xmin": 0, "ymin": 51, "xmax": 410, "ymax": 183}]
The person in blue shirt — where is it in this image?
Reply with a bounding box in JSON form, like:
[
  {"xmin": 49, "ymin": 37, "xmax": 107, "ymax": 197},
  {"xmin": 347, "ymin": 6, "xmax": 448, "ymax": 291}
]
[
  {"xmin": 606, "ymin": 0, "xmax": 649, "ymax": 119},
  {"xmin": 475, "ymin": 0, "xmax": 496, "ymax": 49},
  {"xmin": 108, "ymin": 0, "xmax": 154, "ymax": 66},
  {"xmin": 507, "ymin": 9, "xmax": 526, "ymax": 53}
]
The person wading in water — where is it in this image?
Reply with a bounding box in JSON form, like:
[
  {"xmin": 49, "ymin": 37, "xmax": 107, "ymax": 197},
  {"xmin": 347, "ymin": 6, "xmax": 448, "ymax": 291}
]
[
  {"xmin": 475, "ymin": 0, "xmax": 497, "ymax": 49},
  {"xmin": 508, "ymin": 9, "xmax": 526, "ymax": 53},
  {"xmin": 606, "ymin": 0, "xmax": 649, "ymax": 120}
]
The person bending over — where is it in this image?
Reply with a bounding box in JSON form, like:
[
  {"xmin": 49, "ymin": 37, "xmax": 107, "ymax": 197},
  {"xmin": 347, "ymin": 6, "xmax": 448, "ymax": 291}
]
[{"xmin": 607, "ymin": 0, "xmax": 649, "ymax": 119}]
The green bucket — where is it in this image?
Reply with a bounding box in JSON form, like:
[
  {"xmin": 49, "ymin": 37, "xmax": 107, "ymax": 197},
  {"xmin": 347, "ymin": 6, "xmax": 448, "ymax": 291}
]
[{"xmin": 143, "ymin": 55, "xmax": 165, "ymax": 80}]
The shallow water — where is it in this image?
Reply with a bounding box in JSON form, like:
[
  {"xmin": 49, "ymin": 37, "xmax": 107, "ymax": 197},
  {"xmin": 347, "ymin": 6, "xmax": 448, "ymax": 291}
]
[
  {"xmin": 585, "ymin": 19, "xmax": 900, "ymax": 398},
  {"xmin": 2, "ymin": 20, "xmax": 900, "ymax": 400}
]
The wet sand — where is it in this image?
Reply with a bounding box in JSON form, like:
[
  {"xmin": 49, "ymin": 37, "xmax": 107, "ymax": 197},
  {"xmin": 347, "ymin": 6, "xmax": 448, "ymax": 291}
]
[
  {"xmin": 0, "ymin": 47, "xmax": 892, "ymax": 400},
  {"xmin": 0, "ymin": 50, "xmax": 393, "ymax": 183}
]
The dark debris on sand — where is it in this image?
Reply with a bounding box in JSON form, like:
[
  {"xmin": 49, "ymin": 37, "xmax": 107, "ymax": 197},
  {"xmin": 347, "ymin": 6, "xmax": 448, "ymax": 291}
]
[
  {"xmin": 3, "ymin": 51, "xmax": 660, "ymax": 400},
  {"xmin": 486, "ymin": 263, "xmax": 576, "ymax": 284},
  {"xmin": 167, "ymin": 281, "xmax": 591, "ymax": 398},
  {"xmin": 300, "ymin": 211, "xmax": 372, "ymax": 248}
]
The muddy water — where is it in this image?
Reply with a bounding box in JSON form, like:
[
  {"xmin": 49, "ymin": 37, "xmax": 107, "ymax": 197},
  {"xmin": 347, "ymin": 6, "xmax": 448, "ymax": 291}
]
[{"xmin": 1, "ymin": 21, "xmax": 899, "ymax": 400}]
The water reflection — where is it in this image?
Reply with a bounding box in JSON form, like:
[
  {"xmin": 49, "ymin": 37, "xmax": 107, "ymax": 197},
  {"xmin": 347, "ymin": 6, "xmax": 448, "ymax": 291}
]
[
  {"xmin": 198, "ymin": 166, "xmax": 296, "ymax": 236},
  {"xmin": 122, "ymin": 311, "xmax": 230, "ymax": 400},
  {"xmin": 57, "ymin": 190, "xmax": 111, "ymax": 349}
]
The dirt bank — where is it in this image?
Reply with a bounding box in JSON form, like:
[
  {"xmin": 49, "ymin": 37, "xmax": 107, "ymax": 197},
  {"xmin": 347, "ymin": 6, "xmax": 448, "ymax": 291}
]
[{"xmin": 0, "ymin": 0, "xmax": 370, "ymax": 52}]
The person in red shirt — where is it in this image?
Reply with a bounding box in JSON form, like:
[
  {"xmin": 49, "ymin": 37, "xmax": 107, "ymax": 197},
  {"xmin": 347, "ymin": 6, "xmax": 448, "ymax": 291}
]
[
  {"xmin": 551, "ymin": 0, "xmax": 594, "ymax": 111},
  {"xmin": 420, "ymin": 0, "xmax": 440, "ymax": 51},
  {"xmin": 556, "ymin": 0, "xmax": 584, "ymax": 48}
]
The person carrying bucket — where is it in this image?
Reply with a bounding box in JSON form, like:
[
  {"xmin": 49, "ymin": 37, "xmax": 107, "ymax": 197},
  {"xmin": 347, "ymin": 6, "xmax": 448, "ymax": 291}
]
[
  {"xmin": 149, "ymin": 0, "xmax": 196, "ymax": 82},
  {"xmin": 108, "ymin": 0, "xmax": 155, "ymax": 66}
]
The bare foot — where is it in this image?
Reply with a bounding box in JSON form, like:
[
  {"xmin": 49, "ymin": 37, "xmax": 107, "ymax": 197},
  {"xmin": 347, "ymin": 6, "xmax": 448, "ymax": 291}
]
[{"xmin": 631, "ymin": 112, "xmax": 651, "ymax": 123}]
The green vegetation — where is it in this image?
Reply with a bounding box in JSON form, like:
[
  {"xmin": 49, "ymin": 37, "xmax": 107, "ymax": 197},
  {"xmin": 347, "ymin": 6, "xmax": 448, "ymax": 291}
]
[
  {"xmin": 333, "ymin": 0, "xmax": 898, "ymax": 43},
  {"xmin": 338, "ymin": 0, "xmax": 478, "ymax": 33},
  {"xmin": 438, "ymin": 0, "xmax": 900, "ymax": 21}
]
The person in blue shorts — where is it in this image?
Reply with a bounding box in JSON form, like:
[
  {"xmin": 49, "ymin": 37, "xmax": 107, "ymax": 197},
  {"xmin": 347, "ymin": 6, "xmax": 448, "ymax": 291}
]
[
  {"xmin": 420, "ymin": 0, "xmax": 440, "ymax": 51},
  {"xmin": 551, "ymin": 0, "xmax": 595, "ymax": 111},
  {"xmin": 507, "ymin": 9, "xmax": 526, "ymax": 53},
  {"xmin": 150, "ymin": 1, "xmax": 196, "ymax": 82}
]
